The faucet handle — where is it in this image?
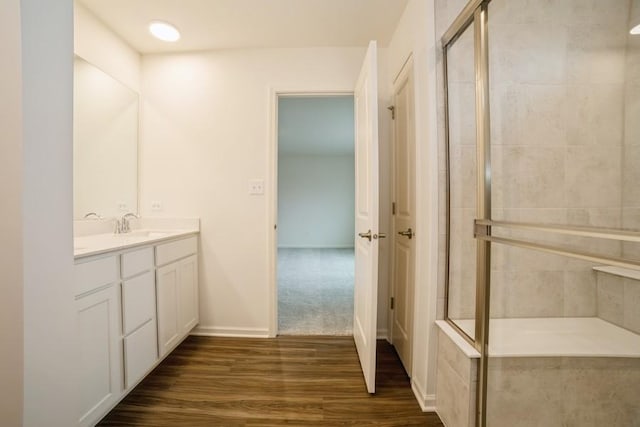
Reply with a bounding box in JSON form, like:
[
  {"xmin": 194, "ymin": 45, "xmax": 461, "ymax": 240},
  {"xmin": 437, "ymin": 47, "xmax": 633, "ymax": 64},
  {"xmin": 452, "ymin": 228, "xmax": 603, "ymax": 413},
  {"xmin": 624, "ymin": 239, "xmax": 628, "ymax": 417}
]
[
  {"xmin": 83, "ymin": 212, "xmax": 102, "ymax": 220},
  {"xmin": 114, "ymin": 219, "xmax": 122, "ymax": 234}
]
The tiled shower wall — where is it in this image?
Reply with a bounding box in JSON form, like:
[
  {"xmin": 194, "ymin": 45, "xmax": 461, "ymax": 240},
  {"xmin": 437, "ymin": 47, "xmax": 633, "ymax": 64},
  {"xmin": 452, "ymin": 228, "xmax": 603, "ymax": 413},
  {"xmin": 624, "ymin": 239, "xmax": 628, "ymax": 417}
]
[
  {"xmin": 624, "ymin": 30, "xmax": 640, "ymax": 245},
  {"xmin": 489, "ymin": 0, "xmax": 634, "ymax": 319},
  {"xmin": 441, "ymin": 0, "xmax": 640, "ymax": 322},
  {"xmin": 596, "ymin": 21, "xmax": 640, "ymax": 335}
]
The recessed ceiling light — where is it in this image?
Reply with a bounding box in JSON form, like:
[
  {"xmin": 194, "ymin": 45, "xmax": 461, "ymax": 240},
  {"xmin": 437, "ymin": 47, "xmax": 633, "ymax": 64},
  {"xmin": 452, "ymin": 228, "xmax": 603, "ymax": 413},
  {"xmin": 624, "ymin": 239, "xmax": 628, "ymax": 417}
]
[
  {"xmin": 631, "ymin": 0, "xmax": 640, "ymax": 35},
  {"xmin": 149, "ymin": 21, "xmax": 180, "ymax": 42}
]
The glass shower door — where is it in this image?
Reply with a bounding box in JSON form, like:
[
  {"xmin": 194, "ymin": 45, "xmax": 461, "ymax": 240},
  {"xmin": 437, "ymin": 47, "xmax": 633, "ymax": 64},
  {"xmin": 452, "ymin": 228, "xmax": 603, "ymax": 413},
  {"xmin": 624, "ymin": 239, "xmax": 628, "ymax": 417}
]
[
  {"xmin": 442, "ymin": 0, "xmax": 640, "ymax": 426},
  {"xmin": 483, "ymin": 0, "xmax": 640, "ymax": 425},
  {"xmin": 445, "ymin": 21, "xmax": 478, "ymax": 341}
]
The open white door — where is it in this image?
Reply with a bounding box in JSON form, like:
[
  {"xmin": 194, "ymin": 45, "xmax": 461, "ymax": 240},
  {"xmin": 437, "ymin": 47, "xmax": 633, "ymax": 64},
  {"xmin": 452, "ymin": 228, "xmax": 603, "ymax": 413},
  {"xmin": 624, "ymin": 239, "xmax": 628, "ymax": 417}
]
[{"xmin": 353, "ymin": 40, "xmax": 380, "ymax": 394}]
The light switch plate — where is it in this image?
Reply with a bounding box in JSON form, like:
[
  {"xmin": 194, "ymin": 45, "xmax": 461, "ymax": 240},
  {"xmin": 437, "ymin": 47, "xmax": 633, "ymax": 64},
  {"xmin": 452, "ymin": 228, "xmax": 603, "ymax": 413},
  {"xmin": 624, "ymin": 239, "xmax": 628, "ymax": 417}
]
[{"xmin": 249, "ymin": 179, "xmax": 265, "ymax": 195}]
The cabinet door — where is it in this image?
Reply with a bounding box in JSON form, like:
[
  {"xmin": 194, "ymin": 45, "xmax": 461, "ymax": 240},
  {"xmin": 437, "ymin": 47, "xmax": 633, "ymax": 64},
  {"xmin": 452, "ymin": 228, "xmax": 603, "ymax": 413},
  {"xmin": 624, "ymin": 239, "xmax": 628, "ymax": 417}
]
[
  {"xmin": 124, "ymin": 319, "xmax": 157, "ymax": 389},
  {"xmin": 77, "ymin": 285, "xmax": 122, "ymax": 427},
  {"xmin": 178, "ymin": 255, "xmax": 199, "ymax": 335},
  {"xmin": 156, "ymin": 263, "xmax": 180, "ymax": 357},
  {"xmin": 122, "ymin": 271, "xmax": 156, "ymax": 335}
]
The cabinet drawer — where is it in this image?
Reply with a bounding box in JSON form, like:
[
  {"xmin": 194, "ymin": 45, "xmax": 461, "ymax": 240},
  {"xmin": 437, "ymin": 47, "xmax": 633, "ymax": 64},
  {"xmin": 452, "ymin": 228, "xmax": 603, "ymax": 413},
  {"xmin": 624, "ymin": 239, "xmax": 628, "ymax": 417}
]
[
  {"xmin": 121, "ymin": 247, "xmax": 154, "ymax": 279},
  {"xmin": 156, "ymin": 236, "xmax": 197, "ymax": 266},
  {"xmin": 75, "ymin": 256, "xmax": 118, "ymax": 297},
  {"xmin": 123, "ymin": 319, "xmax": 157, "ymax": 389},
  {"xmin": 122, "ymin": 271, "xmax": 155, "ymax": 335}
]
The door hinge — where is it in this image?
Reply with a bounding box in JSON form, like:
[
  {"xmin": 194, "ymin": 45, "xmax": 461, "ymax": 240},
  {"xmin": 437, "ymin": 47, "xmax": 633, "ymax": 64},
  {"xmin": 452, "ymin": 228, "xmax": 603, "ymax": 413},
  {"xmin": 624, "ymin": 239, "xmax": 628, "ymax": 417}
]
[
  {"xmin": 473, "ymin": 220, "xmax": 490, "ymax": 238},
  {"xmin": 390, "ymin": 297, "xmax": 395, "ymax": 310},
  {"xmin": 387, "ymin": 105, "xmax": 395, "ymax": 120},
  {"xmin": 392, "ymin": 202, "xmax": 396, "ymax": 215}
]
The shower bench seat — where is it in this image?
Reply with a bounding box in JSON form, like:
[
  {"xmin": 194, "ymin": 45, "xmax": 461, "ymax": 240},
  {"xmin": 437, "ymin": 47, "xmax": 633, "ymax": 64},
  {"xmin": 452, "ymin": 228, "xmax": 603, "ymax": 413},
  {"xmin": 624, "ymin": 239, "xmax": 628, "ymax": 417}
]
[{"xmin": 434, "ymin": 318, "xmax": 640, "ymax": 427}]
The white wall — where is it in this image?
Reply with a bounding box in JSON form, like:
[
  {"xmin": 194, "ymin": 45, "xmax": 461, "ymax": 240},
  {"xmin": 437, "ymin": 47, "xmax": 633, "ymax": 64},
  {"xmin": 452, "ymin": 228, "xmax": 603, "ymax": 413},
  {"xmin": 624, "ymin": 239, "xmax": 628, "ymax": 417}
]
[
  {"xmin": 74, "ymin": 2, "xmax": 140, "ymax": 92},
  {"xmin": 21, "ymin": 0, "xmax": 77, "ymax": 426},
  {"xmin": 278, "ymin": 154, "xmax": 355, "ymax": 248},
  {"xmin": 386, "ymin": 0, "xmax": 440, "ymax": 411},
  {"xmin": 140, "ymin": 47, "xmax": 392, "ymax": 336},
  {"xmin": 0, "ymin": 0, "xmax": 23, "ymax": 424}
]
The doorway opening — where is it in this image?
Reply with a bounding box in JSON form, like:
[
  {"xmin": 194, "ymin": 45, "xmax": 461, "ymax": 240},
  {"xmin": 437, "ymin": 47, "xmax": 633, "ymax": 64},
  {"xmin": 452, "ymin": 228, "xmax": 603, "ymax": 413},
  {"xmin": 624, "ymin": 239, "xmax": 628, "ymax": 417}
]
[{"xmin": 276, "ymin": 95, "xmax": 356, "ymax": 335}]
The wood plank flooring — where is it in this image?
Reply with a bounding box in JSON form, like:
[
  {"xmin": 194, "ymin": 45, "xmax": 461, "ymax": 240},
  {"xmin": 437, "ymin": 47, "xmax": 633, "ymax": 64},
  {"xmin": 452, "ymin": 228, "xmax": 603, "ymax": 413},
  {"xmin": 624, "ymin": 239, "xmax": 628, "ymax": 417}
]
[{"xmin": 99, "ymin": 336, "xmax": 444, "ymax": 426}]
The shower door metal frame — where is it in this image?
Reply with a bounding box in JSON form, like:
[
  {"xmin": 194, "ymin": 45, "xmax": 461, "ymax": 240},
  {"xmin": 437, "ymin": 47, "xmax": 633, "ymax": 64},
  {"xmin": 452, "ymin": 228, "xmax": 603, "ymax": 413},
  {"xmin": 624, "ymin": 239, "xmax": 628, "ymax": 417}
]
[{"xmin": 442, "ymin": 1, "xmax": 492, "ymax": 426}]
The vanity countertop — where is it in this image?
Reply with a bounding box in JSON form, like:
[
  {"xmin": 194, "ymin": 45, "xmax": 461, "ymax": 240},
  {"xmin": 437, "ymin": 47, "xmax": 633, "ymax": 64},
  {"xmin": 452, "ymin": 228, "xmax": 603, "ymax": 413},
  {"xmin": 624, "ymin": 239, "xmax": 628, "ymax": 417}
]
[{"xmin": 74, "ymin": 228, "xmax": 199, "ymax": 259}]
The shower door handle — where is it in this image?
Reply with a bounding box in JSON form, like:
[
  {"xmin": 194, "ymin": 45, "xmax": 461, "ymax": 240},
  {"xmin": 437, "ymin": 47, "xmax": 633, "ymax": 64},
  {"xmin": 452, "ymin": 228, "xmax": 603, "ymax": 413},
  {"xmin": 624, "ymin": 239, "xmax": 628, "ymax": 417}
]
[
  {"xmin": 398, "ymin": 228, "xmax": 414, "ymax": 239},
  {"xmin": 358, "ymin": 230, "xmax": 372, "ymax": 241}
]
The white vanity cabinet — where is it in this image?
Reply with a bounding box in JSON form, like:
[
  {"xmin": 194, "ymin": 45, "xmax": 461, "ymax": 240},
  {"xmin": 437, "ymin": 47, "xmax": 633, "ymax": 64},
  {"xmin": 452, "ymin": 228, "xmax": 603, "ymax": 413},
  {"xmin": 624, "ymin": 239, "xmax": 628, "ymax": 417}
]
[
  {"xmin": 75, "ymin": 232, "xmax": 199, "ymax": 426},
  {"xmin": 121, "ymin": 247, "xmax": 158, "ymax": 389},
  {"xmin": 75, "ymin": 256, "xmax": 122, "ymax": 427},
  {"xmin": 156, "ymin": 236, "xmax": 199, "ymax": 357}
]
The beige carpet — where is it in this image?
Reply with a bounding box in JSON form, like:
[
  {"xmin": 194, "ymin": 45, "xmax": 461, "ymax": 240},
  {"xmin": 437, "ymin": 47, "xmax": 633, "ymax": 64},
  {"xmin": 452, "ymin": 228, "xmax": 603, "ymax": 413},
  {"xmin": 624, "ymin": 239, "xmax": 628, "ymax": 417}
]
[{"xmin": 277, "ymin": 248, "xmax": 354, "ymax": 335}]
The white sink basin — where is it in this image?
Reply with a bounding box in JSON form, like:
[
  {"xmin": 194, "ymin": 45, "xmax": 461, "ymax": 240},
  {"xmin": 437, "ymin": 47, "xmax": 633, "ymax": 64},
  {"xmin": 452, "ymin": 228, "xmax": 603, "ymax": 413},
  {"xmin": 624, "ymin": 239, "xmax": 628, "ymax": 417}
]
[
  {"xmin": 74, "ymin": 225, "xmax": 198, "ymax": 258},
  {"xmin": 120, "ymin": 230, "xmax": 171, "ymax": 238}
]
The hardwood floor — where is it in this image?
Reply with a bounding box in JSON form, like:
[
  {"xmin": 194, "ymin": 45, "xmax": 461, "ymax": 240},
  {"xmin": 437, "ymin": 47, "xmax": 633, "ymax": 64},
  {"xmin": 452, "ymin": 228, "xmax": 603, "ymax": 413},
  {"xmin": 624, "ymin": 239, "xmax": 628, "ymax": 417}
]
[{"xmin": 99, "ymin": 336, "xmax": 444, "ymax": 426}]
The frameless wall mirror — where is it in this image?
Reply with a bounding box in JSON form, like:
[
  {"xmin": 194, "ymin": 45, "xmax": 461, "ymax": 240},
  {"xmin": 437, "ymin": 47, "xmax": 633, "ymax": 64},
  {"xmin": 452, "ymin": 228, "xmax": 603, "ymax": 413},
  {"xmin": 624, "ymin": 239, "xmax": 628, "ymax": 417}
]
[{"xmin": 73, "ymin": 56, "xmax": 139, "ymax": 219}]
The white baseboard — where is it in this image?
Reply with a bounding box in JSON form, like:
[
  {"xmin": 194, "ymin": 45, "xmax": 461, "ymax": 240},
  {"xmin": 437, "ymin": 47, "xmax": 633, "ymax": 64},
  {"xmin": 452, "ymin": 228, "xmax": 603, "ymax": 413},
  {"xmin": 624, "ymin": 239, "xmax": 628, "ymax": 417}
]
[
  {"xmin": 377, "ymin": 329, "xmax": 388, "ymax": 340},
  {"xmin": 191, "ymin": 326, "xmax": 270, "ymax": 338},
  {"xmin": 192, "ymin": 326, "xmax": 387, "ymax": 340},
  {"xmin": 193, "ymin": 326, "xmax": 388, "ymax": 341},
  {"xmin": 411, "ymin": 379, "xmax": 436, "ymax": 412},
  {"xmin": 435, "ymin": 409, "xmax": 448, "ymax": 427}
]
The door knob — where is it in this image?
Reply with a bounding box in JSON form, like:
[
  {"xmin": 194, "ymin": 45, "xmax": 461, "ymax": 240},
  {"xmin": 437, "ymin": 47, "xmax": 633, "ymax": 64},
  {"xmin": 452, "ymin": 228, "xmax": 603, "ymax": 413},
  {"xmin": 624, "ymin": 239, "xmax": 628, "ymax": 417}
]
[
  {"xmin": 374, "ymin": 233, "xmax": 386, "ymax": 239},
  {"xmin": 358, "ymin": 230, "xmax": 372, "ymax": 241},
  {"xmin": 398, "ymin": 228, "xmax": 413, "ymax": 239}
]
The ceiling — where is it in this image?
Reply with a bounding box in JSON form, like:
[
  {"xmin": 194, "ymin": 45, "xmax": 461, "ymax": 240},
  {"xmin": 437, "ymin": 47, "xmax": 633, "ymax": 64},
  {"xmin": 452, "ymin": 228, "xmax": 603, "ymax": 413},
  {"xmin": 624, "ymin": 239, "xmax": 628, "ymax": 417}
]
[
  {"xmin": 78, "ymin": 0, "xmax": 409, "ymax": 54},
  {"xmin": 278, "ymin": 96, "xmax": 354, "ymax": 156}
]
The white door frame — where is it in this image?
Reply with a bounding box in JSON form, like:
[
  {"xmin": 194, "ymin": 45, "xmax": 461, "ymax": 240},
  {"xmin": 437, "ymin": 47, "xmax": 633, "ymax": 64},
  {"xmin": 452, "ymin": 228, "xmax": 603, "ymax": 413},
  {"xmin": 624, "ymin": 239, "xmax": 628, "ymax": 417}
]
[{"xmin": 267, "ymin": 88, "xmax": 355, "ymax": 337}]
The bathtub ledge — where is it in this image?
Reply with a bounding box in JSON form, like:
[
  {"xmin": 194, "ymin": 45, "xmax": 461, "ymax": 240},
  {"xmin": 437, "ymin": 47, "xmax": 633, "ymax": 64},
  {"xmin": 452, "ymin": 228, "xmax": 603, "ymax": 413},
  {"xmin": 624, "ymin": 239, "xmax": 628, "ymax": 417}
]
[
  {"xmin": 593, "ymin": 265, "xmax": 640, "ymax": 281},
  {"xmin": 435, "ymin": 320, "xmax": 480, "ymax": 358}
]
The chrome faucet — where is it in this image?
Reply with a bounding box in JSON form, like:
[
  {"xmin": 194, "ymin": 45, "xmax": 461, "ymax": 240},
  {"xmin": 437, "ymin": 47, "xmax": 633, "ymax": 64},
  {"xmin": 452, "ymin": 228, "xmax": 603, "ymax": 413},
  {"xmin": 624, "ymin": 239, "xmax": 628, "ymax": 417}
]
[{"xmin": 115, "ymin": 212, "xmax": 140, "ymax": 234}]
